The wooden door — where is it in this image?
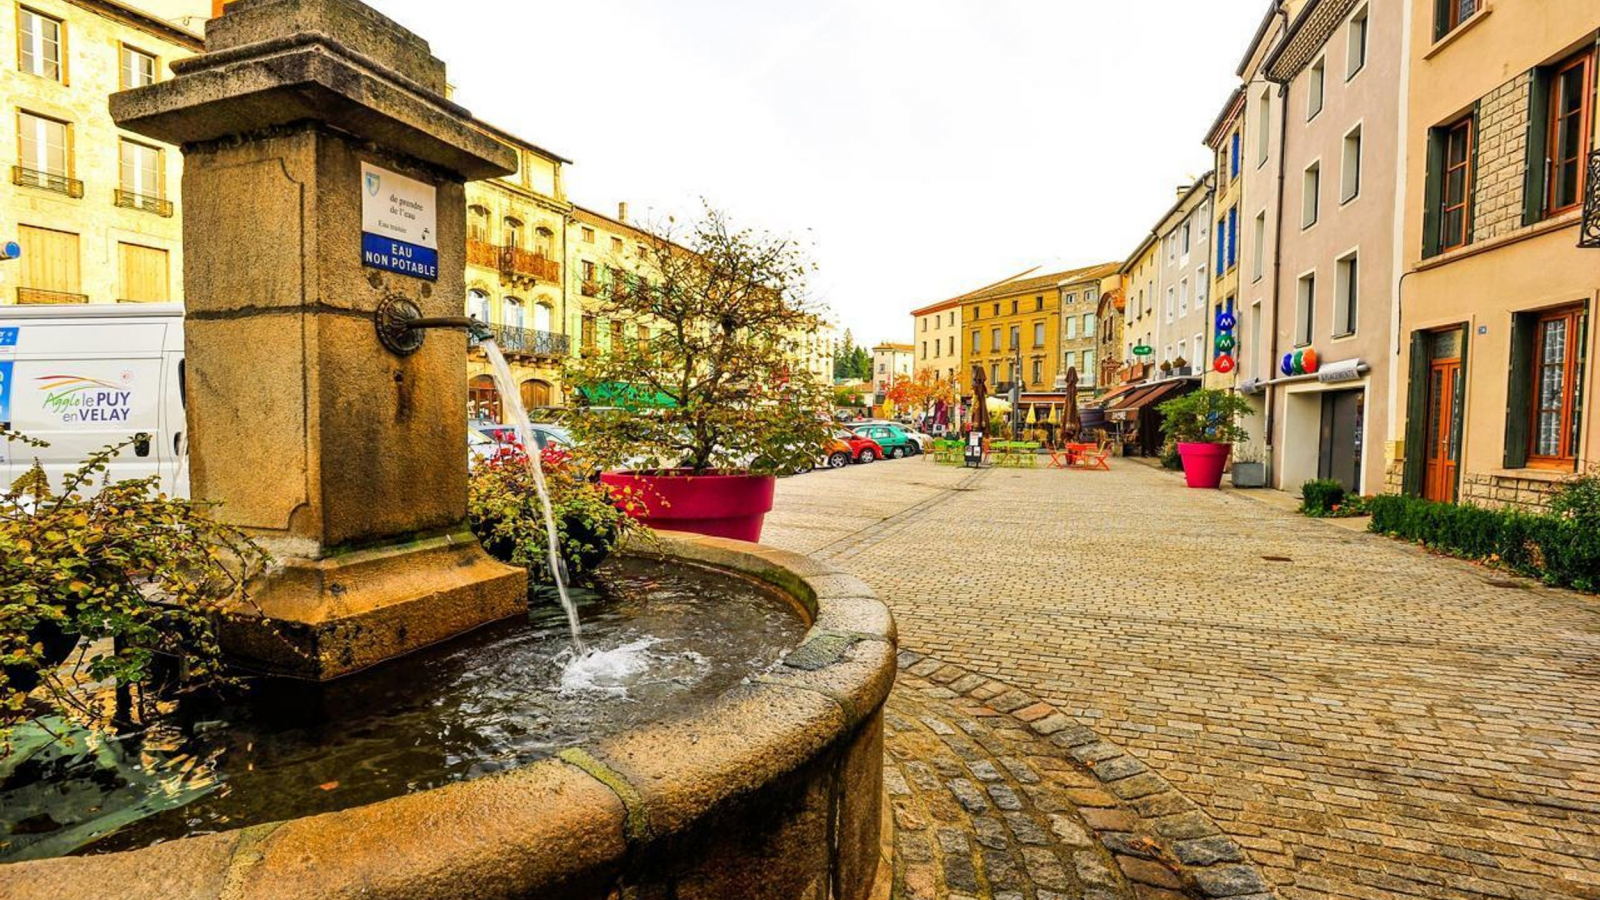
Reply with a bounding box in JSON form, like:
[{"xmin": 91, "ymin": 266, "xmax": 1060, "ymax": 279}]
[
  {"xmin": 1424, "ymin": 359, "xmax": 1461, "ymax": 502},
  {"xmin": 16, "ymin": 225, "xmax": 80, "ymax": 301},
  {"xmin": 118, "ymin": 243, "xmax": 170, "ymax": 302}
]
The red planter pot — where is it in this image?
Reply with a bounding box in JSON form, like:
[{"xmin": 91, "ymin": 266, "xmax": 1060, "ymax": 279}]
[
  {"xmin": 1176, "ymin": 442, "xmax": 1231, "ymax": 489},
  {"xmin": 600, "ymin": 469, "xmax": 777, "ymax": 543}
]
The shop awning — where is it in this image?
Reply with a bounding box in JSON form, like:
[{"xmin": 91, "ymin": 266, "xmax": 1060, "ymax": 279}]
[
  {"xmin": 1092, "ymin": 382, "xmax": 1144, "ymax": 407},
  {"xmin": 1108, "ymin": 379, "xmax": 1188, "ymax": 418},
  {"xmin": 574, "ymin": 382, "xmax": 679, "ymax": 409}
]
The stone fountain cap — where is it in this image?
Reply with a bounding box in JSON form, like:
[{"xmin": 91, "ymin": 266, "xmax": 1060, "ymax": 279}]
[{"xmin": 109, "ymin": 0, "xmax": 515, "ymax": 181}]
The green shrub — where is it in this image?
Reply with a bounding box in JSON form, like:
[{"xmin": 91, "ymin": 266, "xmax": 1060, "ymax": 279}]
[
  {"xmin": 1366, "ymin": 493, "xmax": 1600, "ymax": 593},
  {"xmin": 1157, "ymin": 388, "xmax": 1254, "ymax": 445},
  {"xmin": 1549, "ymin": 474, "xmax": 1600, "ymax": 528},
  {"xmin": 1299, "ymin": 479, "xmax": 1346, "ymax": 516}
]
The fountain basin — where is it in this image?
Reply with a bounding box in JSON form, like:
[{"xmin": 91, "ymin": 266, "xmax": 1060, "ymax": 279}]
[{"xmin": 0, "ymin": 532, "xmax": 897, "ymax": 900}]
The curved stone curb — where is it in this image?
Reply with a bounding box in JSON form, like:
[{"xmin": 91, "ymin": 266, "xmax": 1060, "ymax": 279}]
[
  {"xmin": 0, "ymin": 532, "xmax": 898, "ymax": 900},
  {"xmin": 893, "ymin": 650, "xmax": 1276, "ymax": 900}
]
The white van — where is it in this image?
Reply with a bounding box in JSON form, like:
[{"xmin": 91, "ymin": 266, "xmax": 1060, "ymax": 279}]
[{"xmin": 0, "ymin": 303, "xmax": 188, "ymax": 497}]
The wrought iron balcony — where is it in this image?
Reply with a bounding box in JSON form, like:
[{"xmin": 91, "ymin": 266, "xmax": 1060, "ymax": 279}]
[
  {"xmin": 499, "ymin": 246, "xmax": 560, "ymax": 283},
  {"xmin": 1581, "ymin": 150, "xmax": 1600, "ymax": 249},
  {"xmin": 466, "ymin": 238, "xmax": 499, "ymax": 268},
  {"xmin": 114, "ymin": 188, "xmax": 173, "ymax": 217},
  {"xmin": 17, "ymin": 287, "xmax": 88, "ymax": 304},
  {"xmin": 580, "ymin": 279, "xmax": 600, "ymax": 297},
  {"xmin": 470, "ymin": 323, "xmax": 569, "ymax": 358},
  {"xmin": 12, "ymin": 165, "xmax": 83, "ymax": 198}
]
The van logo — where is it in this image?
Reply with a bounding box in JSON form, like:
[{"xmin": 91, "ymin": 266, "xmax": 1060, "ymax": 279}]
[
  {"xmin": 35, "ymin": 373, "xmax": 135, "ymax": 424},
  {"xmin": 365, "ymin": 172, "xmax": 381, "ymax": 197}
]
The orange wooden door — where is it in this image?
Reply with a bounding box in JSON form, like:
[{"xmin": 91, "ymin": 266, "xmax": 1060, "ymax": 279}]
[{"xmin": 1423, "ymin": 359, "xmax": 1460, "ymax": 502}]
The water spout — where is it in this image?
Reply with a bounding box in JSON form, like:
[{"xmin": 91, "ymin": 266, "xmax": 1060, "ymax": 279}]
[{"xmin": 478, "ymin": 340, "xmax": 585, "ymax": 652}]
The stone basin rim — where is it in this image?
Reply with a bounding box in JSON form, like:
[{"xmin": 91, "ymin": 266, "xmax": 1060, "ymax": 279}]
[{"xmin": 0, "ymin": 530, "xmax": 898, "ymax": 900}]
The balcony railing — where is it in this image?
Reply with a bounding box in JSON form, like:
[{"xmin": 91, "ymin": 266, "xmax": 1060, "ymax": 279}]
[
  {"xmin": 114, "ymin": 188, "xmax": 174, "ymax": 217},
  {"xmin": 17, "ymin": 287, "xmax": 88, "ymax": 304},
  {"xmin": 580, "ymin": 280, "xmax": 600, "ymax": 297},
  {"xmin": 470, "ymin": 323, "xmax": 569, "ymax": 358},
  {"xmin": 12, "ymin": 165, "xmax": 83, "ymax": 198},
  {"xmin": 1581, "ymin": 150, "xmax": 1600, "ymax": 249},
  {"xmin": 466, "ymin": 238, "xmax": 499, "ymax": 268},
  {"xmin": 499, "ymin": 246, "xmax": 560, "ymax": 283}
]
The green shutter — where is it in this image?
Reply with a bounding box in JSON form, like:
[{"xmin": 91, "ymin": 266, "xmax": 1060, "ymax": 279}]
[
  {"xmin": 1572, "ymin": 307, "xmax": 1589, "ymax": 472},
  {"xmin": 1402, "ymin": 330, "xmax": 1430, "ymax": 496},
  {"xmin": 1523, "ymin": 70, "xmax": 1550, "ymax": 226},
  {"xmin": 1504, "ymin": 313, "xmax": 1535, "ymax": 469},
  {"xmin": 1466, "ymin": 104, "xmax": 1481, "ymax": 244},
  {"xmin": 1422, "ymin": 129, "xmax": 1445, "ymax": 259},
  {"xmin": 1451, "ymin": 325, "xmax": 1469, "ymax": 499},
  {"xmin": 1433, "ymin": 0, "xmax": 1448, "ymax": 40}
]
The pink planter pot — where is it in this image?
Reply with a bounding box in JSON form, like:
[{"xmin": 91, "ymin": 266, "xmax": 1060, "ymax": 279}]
[
  {"xmin": 1176, "ymin": 442, "xmax": 1231, "ymax": 489},
  {"xmin": 600, "ymin": 469, "xmax": 777, "ymax": 543}
]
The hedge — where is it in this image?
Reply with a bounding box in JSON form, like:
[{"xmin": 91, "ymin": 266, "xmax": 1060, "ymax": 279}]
[{"xmin": 1366, "ymin": 494, "xmax": 1600, "ymax": 593}]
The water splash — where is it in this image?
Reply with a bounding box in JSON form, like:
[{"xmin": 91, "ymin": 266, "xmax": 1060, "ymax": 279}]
[{"xmin": 478, "ymin": 340, "xmax": 584, "ymax": 652}]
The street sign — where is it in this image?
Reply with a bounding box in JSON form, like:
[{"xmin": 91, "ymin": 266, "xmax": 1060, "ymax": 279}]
[
  {"xmin": 360, "ymin": 163, "xmax": 438, "ymax": 281},
  {"xmin": 0, "ymin": 241, "xmax": 19, "ymax": 260}
]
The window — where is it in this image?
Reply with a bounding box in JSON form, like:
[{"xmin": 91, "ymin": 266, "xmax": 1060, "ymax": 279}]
[
  {"xmin": 1065, "ymin": 293, "xmax": 1076, "ymax": 306},
  {"xmin": 1086, "ymin": 288, "xmax": 1098, "ymax": 304},
  {"xmin": 1179, "ymin": 279, "xmax": 1189, "ymax": 317},
  {"xmin": 1436, "ymin": 0, "xmax": 1479, "ymax": 40},
  {"xmin": 1177, "ymin": 340, "xmax": 1188, "ymax": 364},
  {"xmin": 1253, "ymin": 211, "xmax": 1267, "ymax": 281},
  {"xmin": 16, "ymin": 111, "xmax": 71, "ymax": 192},
  {"xmin": 1226, "ymin": 207, "xmax": 1239, "ymax": 271},
  {"xmin": 1256, "ymin": 88, "xmax": 1272, "ymax": 165},
  {"xmin": 118, "ymin": 243, "xmax": 168, "ymax": 303},
  {"xmin": 533, "ymin": 302, "xmax": 552, "ymax": 332},
  {"xmin": 535, "ymin": 227, "xmax": 555, "ymax": 257},
  {"xmin": 1065, "ymin": 317, "xmax": 1077, "ymax": 340},
  {"xmin": 1346, "ymin": 6, "xmax": 1368, "ymax": 80},
  {"xmin": 1009, "ymin": 325, "xmax": 1019, "ymax": 349},
  {"xmin": 1334, "ymin": 252, "xmax": 1359, "ymax": 337},
  {"xmin": 1166, "ymin": 287, "xmax": 1175, "ymax": 321},
  {"xmin": 581, "ymin": 259, "xmax": 597, "ymax": 294},
  {"xmin": 1541, "ymin": 51, "xmax": 1594, "ymax": 218},
  {"xmin": 1035, "ymin": 296, "xmax": 1043, "ymax": 311},
  {"xmin": 469, "ymin": 289, "xmax": 491, "ymax": 323},
  {"xmin": 1296, "ymin": 273, "xmax": 1316, "ymax": 346},
  {"xmin": 1525, "ymin": 307, "xmax": 1585, "ymax": 465},
  {"xmin": 948, "ymin": 336, "xmax": 955, "ymax": 356},
  {"xmin": 581, "ymin": 314, "xmax": 597, "ymax": 349},
  {"xmin": 972, "ymin": 331, "xmax": 981, "ymax": 353},
  {"xmin": 1230, "ymin": 131, "xmax": 1242, "ymax": 181},
  {"xmin": 971, "ymin": 306, "xmax": 980, "ymax": 321},
  {"xmin": 1181, "ymin": 221, "xmax": 1192, "ymax": 255},
  {"xmin": 581, "ymin": 226, "xmax": 595, "ymax": 243},
  {"xmin": 1032, "ymin": 358, "xmax": 1043, "ymax": 384},
  {"xmin": 1435, "ymin": 116, "xmax": 1474, "ymax": 252},
  {"xmin": 993, "ymin": 303, "xmax": 1000, "ymax": 316},
  {"xmin": 921, "ymin": 341, "xmax": 927, "ymax": 359},
  {"xmin": 990, "ymin": 328, "xmax": 1000, "ymax": 351},
  {"xmin": 467, "ymin": 206, "xmax": 490, "ymax": 244},
  {"xmin": 1302, "ymin": 162, "xmax": 1321, "ymax": 228},
  {"xmin": 1011, "ymin": 299, "xmax": 1019, "ymax": 314},
  {"xmin": 503, "ymin": 217, "xmax": 523, "ymax": 248},
  {"xmin": 1216, "ymin": 215, "xmax": 1228, "ymax": 271},
  {"xmin": 948, "ymin": 311, "xmax": 955, "ymax": 326},
  {"xmin": 1083, "ymin": 350, "xmax": 1095, "ymax": 380},
  {"xmin": 503, "ymin": 296, "xmax": 524, "ymax": 328},
  {"xmin": 118, "ymin": 140, "xmax": 162, "ymax": 199},
  {"xmin": 1035, "ymin": 321, "xmax": 1047, "ymax": 346},
  {"xmin": 1084, "ymin": 313, "xmax": 1096, "ymax": 337},
  {"xmin": 1197, "ymin": 266, "xmax": 1208, "ymax": 305},
  {"xmin": 611, "ymin": 236, "xmax": 623, "ymax": 252},
  {"xmin": 120, "ymin": 45, "xmax": 155, "ymax": 89},
  {"xmin": 1308, "ymin": 58, "xmax": 1326, "ymax": 120},
  {"xmin": 933, "ymin": 339, "xmax": 940, "ymax": 359},
  {"xmin": 1336, "ymin": 126, "xmax": 1364, "ymax": 204},
  {"xmin": 18, "ymin": 8, "xmax": 62, "ymax": 81}
]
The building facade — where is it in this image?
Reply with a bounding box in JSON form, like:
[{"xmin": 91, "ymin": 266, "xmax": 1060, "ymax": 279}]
[
  {"xmin": 1095, "ymin": 272, "xmax": 1126, "ymax": 391},
  {"xmin": 1153, "ymin": 174, "xmax": 1216, "ymax": 377},
  {"xmin": 1263, "ymin": 0, "xmax": 1402, "ymax": 496},
  {"xmin": 870, "ymin": 342, "xmax": 914, "ymax": 401},
  {"xmin": 1119, "ymin": 234, "xmax": 1162, "ymax": 385},
  {"xmin": 1058, "ymin": 264, "xmax": 1116, "ymax": 390},
  {"xmin": 911, "ymin": 297, "xmax": 962, "ymax": 387},
  {"xmin": 463, "ymin": 122, "xmax": 571, "ymax": 418},
  {"xmin": 1394, "ymin": 0, "xmax": 1600, "ymax": 509},
  {"xmin": 1204, "ymin": 89, "xmax": 1247, "ymax": 393},
  {"xmin": 2, "ymin": 0, "xmax": 203, "ymax": 307}
]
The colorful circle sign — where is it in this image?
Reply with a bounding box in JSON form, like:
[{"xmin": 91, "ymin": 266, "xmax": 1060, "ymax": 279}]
[
  {"xmin": 1281, "ymin": 353, "xmax": 1295, "ymax": 376},
  {"xmin": 1214, "ymin": 333, "xmax": 1236, "ymax": 353},
  {"xmin": 1216, "ymin": 312, "xmax": 1237, "ymax": 331},
  {"xmin": 1302, "ymin": 348, "xmax": 1320, "ymax": 374},
  {"xmin": 1214, "ymin": 354, "xmax": 1236, "ymax": 373}
]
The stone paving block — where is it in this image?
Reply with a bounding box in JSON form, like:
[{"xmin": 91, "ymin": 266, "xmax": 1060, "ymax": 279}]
[
  {"xmin": 986, "ymin": 783, "xmax": 1024, "ymax": 811},
  {"xmin": 1116, "ymin": 855, "xmax": 1184, "ymax": 890},
  {"xmin": 1047, "ymin": 813, "xmax": 1093, "ymax": 846},
  {"xmin": 947, "ymin": 778, "xmax": 990, "ymax": 813},
  {"xmin": 1172, "ymin": 835, "xmax": 1245, "ymax": 866}
]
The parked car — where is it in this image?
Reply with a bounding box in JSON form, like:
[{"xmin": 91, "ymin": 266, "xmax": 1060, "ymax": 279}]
[
  {"xmin": 852, "ymin": 419, "xmax": 936, "ymax": 453},
  {"xmin": 468, "ymin": 429, "xmax": 498, "ymax": 470},
  {"xmin": 473, "ymin": 421, "xmax": 574, "ymax": 451},
  {"xmin": 848, "ymin": 423, "xmax": 921, "ymax": 459},
  {"xmin": 821, "ymin": 436, "xmax": 856, "ymax": 469},
  {"xmin": 834, "ymin": 430, "xmax": 885, "ymax": 464}
]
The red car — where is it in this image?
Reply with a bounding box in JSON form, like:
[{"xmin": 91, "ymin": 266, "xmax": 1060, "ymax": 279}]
[{"xmin": 834, "ymin": 429, "xmax": 885, "ymax": 464}]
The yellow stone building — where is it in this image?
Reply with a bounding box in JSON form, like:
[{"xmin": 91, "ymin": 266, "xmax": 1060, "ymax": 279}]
[
  {"xmin": 1118, "ymin": 235, "xmax": 1162, "ymax": 384},
  {"xmin": 1058, "ymin": 263, "xmax": 1116, "ymax": 390},
  {"xmin": 462, "ymin": 120, "xmax": 571, "ymax": 418},
  {"xmin": 1, "ymin": 0, "xmax": 203, "ymax": 306},
  {"xmin": 1203, "ymin": 87, "xmax": 1245, "ymax": 391},
  {"xmin": 910, "ymin": 297, "xmax": 962, "ymax": 387},
  {"xmin": 962, "ymin": 263, "xmax": 1116, "ymax": 400}
]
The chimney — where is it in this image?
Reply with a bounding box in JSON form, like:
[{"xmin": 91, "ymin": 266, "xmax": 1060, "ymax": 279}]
[{"xmin": 617, "ymin": 201, "xmax": 629, "ymax": 223}]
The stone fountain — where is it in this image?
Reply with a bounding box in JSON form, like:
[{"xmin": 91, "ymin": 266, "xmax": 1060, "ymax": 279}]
[
  {"xmin": 109, "ymin": 0, "xmax": 526, "ymax": 679},
  {"xmin": 0, "ymin": 1, "xmax": 896, "ymax": 896}
]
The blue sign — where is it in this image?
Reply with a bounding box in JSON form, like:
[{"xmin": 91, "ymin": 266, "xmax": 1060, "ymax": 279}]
[
  {"xmin": 0, "ymin": 360, "xmax": 13, "ymax": 423},
  {"xmin": 0, "ymin": 327, "xmax": 17, "ymax": 348},
  {"xmin": 0, "ymin": 241, "xmax": 19, "ymax": 260},
  {"xmin": 361, "ymin": 233, "xmax": 438, "ymax": 281}
]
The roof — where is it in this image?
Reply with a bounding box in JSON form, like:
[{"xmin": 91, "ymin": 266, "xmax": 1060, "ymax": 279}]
[
  {"xmin": 1203, "ymin": 87, "xmax": 1246, "ymax": 149},
  {"xmin": 470, "ymin": 118, "xmax": 572, "ymax": 165},
  {"xmin": 962, "ymin": 262, "xmax": 1120, "ymax": 304},
  {"xmin": 1264, "ymin": 0, "xmax": 1360, "ymax": 83},
  {"xmin": 1056, "ymin": 262, "xmax": 1120, "ymax": 288},
  {"xmin": 1152, "ymin": 173, "xmax": 1217, "ymax": 237},
  {"xmin": 1120, "ymin": 232, "xmax": 1160, "ymax": 274},
  {"xmin": 873, "ymin": 342, "xmax": 915, "ymax": 352},
  {"xmin": 910, "ymin": 297, "xmax": 964, "ymax": 318},
  {"xmin": 70, "ymin": 0, "xmax": 204, "ymax": 48},
  {"xmin": 911, "ymin": 266, "xmax": 1042, "ymax": 317},
  {"xmin": 1236, "ymin": 0, "xmax": 1286, "ymax": 77}
]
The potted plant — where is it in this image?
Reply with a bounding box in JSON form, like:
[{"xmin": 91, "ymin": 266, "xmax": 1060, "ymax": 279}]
[
  {"xmin": 1159, "ymin": 359, "xmax": 1174, "ymax": 377},
  {"xmin": 1171, "ymin": 356, "xmax": 1192, "ymax": 376},
  {"xmin": 566, "ymin": 207, "xmax": 833, "ymax": 542},
  {"xmin": 1231, "ymin": 444, "xmax": 1267, "ymax": 488},
  {"xmin": 1156, "ymin": 388, "xmax": 1254, "ymax": 489}
]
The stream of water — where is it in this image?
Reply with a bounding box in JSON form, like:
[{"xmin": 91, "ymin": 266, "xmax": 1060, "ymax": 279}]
[{"xmin": 479, "ymin": 340, "xmax": 584, "ymax": 651}]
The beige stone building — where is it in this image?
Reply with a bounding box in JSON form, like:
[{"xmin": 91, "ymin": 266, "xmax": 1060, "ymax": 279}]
[
  {"xmin": 462, "ymin": 121, "xmax": 571, "ymax": 418},
  {"xmin": 1094, "ymin": 272, "xmax": 1125, "ymax": 391},
  {"xmin": 1394, "ymin": 0, "xmax": 1600, "ymax": 508},
  {"xmin": 911, "ymin": 296, "xmax": 962, "ymax": 387},
  {"xmin": 1119, "ymin": 234, "xmax": 1161, "ymax": 385},
  {"xmin": 1, "ymin": 0, "xmax": 204, "ymax": 306},
  {"xmin": 1058, "ymin": 264, "xmax": 1115, "ymax": 390},
  {"xmin": 870, "ymin": 341, "xmax": 914, "ymax": 402}
]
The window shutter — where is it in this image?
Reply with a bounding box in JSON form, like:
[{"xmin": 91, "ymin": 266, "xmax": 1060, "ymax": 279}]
[
  {"xmin": 1408, "ymin": 331, "xmax": 1433, "ymax": 496},
  {"xmin": 1402, "ymin": 330, "xmax": 1430, "ymax": 496},
  {"xmin": 1422, "ymin": 129, "xmax": 1445, "ymax": 258},
  {"xmin": 1572, "ymin": 306, "xmax": 1590, "ymax": 471},
  {"xmin": 1523, "ymin": 70, "xmax": 1550, "ymax": 226},
  {"xmin": 1452, "ymin": 325, "xmax": 1469, "ymax": 494},
  {"xmin": 1466, "ymin": 104, "xmax": 1481, "ymax": 244},
  {"xmin": 1503, "ymin": 313, "xmax": 1535, "ymax": 468},
  {"xmin": 1433, "ymin": 0, "xmax": 1450, "ymax": 41}
]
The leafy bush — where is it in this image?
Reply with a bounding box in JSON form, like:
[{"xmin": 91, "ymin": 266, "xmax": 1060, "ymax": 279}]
[
  {"xmin": 2, "ymin": 429, "xmax": 267, "ymax": 740},
  {"xmin": 1299, "ymin": 479, "xmax": 1347, "ymax": 516},
  {"xmin": 1367, "ymin": 494, "xmax": 1600, "ymax": 593},
  {"xmin": 467, "ymin": 444, "xmax": 647, "ymax": 585},
  {"xmin": 1158, "ymin": 388, "xmax": 1254, "ymax": 445},
  {"xmin": 1159, "ymin": 442, "xmax": 1183, "ymax": 470},
  {"xmin": 1549, "ymin": 473, "xmax": 1600, "ymax": 528}
]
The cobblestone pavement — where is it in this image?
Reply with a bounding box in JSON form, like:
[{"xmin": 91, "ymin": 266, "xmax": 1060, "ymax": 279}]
[{"xmin": 766, "ymin": 459, "xmax": 1600, "ymax": 900}]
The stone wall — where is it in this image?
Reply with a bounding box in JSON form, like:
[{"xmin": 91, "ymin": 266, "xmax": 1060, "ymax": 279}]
[
  {"xmin": 1459, "ymin": 471, "xmax": 1568, "ymax": 513},
  {"xmin": 1471, "ymin": 72, "xmax": 1531, "ymax": 243}
]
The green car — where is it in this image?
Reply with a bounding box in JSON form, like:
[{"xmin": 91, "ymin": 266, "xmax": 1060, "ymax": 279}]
[{"xmin": 849, "ymin": 424, "xmax": 921, "ymax": 459}]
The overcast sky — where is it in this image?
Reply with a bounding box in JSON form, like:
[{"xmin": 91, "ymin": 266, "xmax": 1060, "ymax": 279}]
[{"xmin": 368, "ymin": 0, "xmax": 1269, "ymax": 347}]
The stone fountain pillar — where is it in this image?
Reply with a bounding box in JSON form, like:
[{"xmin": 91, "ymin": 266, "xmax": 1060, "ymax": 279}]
[{"xmin": 111, "ymin": 0, "xmax": 527, "ymax": 679}]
